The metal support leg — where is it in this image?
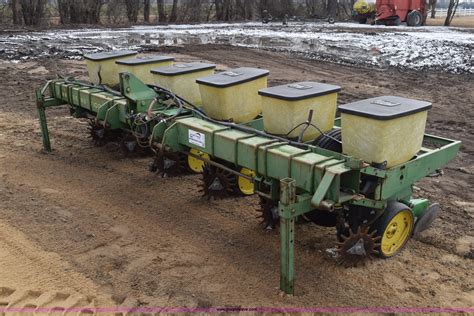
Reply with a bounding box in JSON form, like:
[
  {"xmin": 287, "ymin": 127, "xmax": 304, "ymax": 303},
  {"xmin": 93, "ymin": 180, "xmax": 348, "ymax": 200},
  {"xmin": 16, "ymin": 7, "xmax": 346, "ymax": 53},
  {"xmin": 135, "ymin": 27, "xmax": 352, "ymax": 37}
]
[
  {"xmin": 280, "ymin": 216, "xmax": 295, "ymax": 295},
  {"xmin": 279, "ymin": 178, "xmax": 296, "ymax": 295},
  {"xmin": 37, "ymin": 105, "xmax": 51, "ymax": 152}
]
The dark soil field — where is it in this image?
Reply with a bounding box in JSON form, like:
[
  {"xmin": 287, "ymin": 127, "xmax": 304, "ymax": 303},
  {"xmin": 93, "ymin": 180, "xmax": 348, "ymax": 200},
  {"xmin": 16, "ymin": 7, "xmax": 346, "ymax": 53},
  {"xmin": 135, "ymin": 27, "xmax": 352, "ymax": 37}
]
[{"xmin": 0, "ymin": 44, "xmax": 472, "ymax": 312}]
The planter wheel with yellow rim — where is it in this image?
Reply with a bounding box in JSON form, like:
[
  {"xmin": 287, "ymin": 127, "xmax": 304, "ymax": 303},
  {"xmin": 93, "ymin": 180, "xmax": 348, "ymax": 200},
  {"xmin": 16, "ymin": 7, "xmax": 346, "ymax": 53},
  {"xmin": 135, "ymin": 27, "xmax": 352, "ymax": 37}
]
[
  {"xmin": 237, "ymin": 168, "xmax": 256, "ymax": 196},
  {"xmin": 187, "ymin": 148, "xmax": 210, "ymax": 173},
  {"xmin": 372, "ymin": 202, "xmax": 415, "ymax": 258}
]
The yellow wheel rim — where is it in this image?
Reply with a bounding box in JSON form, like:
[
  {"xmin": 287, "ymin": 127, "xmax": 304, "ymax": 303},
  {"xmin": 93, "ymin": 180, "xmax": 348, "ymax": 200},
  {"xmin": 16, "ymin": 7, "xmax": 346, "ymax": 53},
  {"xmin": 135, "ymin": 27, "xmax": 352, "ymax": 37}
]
[
  {"xmin": 187, "ymin": 149, "xmax": 210, "ymax": 173},
  {"xmin": 381, "ymin": 210, "xmax": 414, "ymax": 257},
  {"xmin": 238, "ymin": 168, "xmax": 256, "ymax": 196}
]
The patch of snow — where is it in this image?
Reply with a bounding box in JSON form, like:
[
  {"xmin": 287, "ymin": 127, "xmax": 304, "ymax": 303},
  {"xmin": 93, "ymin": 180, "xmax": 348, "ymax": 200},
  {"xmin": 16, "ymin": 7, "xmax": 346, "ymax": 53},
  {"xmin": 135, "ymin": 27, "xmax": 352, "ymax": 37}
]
[{"xmin": 0, "ymin": 22, "xmax": 472, "ymax": 74}]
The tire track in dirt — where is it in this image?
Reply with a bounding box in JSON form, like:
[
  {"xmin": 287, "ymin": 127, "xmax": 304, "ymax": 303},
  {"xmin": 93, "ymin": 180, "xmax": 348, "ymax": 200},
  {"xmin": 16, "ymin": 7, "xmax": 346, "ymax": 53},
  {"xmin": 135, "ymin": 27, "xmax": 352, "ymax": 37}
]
[
  {"xmin": 0, "ymin": 220, "xmax": 113, "ymax": 314},
  {"xmin": 1, "ymin": 137, "xmax": 472, "ymax": 308}
]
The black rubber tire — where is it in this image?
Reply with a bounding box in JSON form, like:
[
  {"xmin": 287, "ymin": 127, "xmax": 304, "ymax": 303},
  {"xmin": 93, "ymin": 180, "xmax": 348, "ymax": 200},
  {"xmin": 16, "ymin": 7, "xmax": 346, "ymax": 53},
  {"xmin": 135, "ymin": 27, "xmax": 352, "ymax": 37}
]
[
  {"xmin": 312, "ymin": 128, "xmax": 342, "ymax": 153},
  {"xmin": 358, "ymin": 17, "xmax": 367, "ymax": 24},
  {"xmin": 371, "ymin": 201, "xmax": 414, "ymax": 259},
  {"xmin": 407, "ymin": 10, "xmax": 423, "ymax": 27},
  {"xmin": 328, "ymin": 17, "xmax": 335, "ymax": 24}
]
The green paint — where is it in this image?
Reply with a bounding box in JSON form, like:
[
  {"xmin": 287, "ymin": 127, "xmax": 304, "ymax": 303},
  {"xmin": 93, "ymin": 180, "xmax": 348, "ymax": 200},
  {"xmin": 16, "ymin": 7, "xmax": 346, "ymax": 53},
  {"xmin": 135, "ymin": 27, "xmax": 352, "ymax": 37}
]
[
  {"xmin": 35, "ymin": 73, "xmax": 461, "ymax": 295},
  {"xmin": 37, "ymin": 105, "xmax": 51, "ymax": 152},
  {"xmin": 279, "ymin": 178, "xmax": 296, "ymax": 295},
  {"xmin": 409, "ymin": 198, "xmax": 430, "ymax": 218}
]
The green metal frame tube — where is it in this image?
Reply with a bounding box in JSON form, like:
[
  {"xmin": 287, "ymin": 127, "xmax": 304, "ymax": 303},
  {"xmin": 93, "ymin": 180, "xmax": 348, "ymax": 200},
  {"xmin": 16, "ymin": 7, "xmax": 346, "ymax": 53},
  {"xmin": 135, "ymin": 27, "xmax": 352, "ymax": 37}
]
[
  {"xmin": 279, "ymin": 178, "xmax": 296, "ymax": 295},
  {"xmin": 37, "ymin": 105, "xmax": 51, "ymax": 152}
]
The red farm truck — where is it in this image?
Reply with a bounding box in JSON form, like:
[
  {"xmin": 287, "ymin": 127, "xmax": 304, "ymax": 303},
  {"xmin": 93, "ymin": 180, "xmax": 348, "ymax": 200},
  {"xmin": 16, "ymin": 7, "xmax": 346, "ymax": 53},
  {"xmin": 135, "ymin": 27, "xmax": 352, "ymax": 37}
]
[{"xmin": 353, "ymin": 0, "xmax": 427, "ymax": 26}]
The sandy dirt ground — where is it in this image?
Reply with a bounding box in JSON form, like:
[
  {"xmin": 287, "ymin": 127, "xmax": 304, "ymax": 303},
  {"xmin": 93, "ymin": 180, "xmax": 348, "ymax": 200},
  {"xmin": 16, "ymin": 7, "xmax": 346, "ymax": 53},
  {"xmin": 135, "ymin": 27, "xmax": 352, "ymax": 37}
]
[{"xmin": 0, "ymin": 45, "xmax": 473, "ymax": 312}]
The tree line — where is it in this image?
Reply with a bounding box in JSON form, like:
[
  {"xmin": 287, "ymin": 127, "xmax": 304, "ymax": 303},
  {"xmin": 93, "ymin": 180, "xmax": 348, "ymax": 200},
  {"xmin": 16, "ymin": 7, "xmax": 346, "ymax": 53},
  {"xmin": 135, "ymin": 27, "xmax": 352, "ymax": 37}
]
[
  {"xmin": 0, "ymin": 0, "xmax": 460, "ymax": 26},
  {"xmin": 1, "ymin": 0, "xmax": 351, "ymax": 26}
]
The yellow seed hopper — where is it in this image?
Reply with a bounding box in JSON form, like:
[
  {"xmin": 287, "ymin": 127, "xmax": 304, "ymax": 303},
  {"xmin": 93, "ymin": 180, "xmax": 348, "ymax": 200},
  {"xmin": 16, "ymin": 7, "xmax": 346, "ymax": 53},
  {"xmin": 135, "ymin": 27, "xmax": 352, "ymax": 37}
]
[
  {"xmin": 339, "ymin": 96, "xmax": 431, "ymax": 167},
  {"xmin": 84, "ymin": 50, "xmax": 137, "ymax": 86},
  {"xmin": 196, "ymin": 67, "xmax": 269, "ymax": 123},
  {"xmin": 116, "ymin": 55, "xmax": 175, "ymax": 84},
  {"xmin": 259, "ymin": 82, "xmax": 341, "ymax": 141},
  {"xmin": 151, "ymin": 62, "xmax": 216, "ymax": 106}
]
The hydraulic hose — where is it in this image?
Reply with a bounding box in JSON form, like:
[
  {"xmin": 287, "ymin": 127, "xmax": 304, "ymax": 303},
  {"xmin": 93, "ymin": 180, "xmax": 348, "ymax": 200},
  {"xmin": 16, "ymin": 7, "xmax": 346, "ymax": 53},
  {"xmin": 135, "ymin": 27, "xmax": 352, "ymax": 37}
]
[
  {"xmin": 58, "ymin": 78, "xmax": 330, "ymax": 150},
  {"xmin": 147, "ymin": 84, "xmax": 311, "ymax": 149}
]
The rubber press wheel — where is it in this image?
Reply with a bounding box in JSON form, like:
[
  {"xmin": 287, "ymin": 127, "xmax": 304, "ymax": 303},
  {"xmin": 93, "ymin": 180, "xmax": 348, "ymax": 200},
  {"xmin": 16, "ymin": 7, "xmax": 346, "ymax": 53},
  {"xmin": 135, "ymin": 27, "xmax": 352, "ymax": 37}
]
[
  {"xmin": 237, "ymin": 167, "xmax": 256, "ymax": 196},
  {"xmin": 372, "ymin": 202, "xmax": 415, "ymax": 258},
  {"xmin": 187, "ymin": 148, "xmax": 210, "ymax": 173},
  {"xmin": 312, "ymin": 128, "xmax": 342, "ymax": 153}
]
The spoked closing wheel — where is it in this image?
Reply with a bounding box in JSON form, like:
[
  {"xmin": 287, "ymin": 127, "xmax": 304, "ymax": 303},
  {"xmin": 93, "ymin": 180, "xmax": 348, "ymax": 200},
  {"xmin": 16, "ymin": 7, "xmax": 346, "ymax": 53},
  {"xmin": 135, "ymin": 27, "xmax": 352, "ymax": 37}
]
[
  {"xmin": 87, "ymin": 119, "xmax": 107, "ymax": 146},
  {"xmin": 199, "ymin": 162, "xmax": 255, "ymax": 199},
  {"xmin": 87, "ymin": 119, "xmax": 120, "ymax": 146},
  {"xmin": 255, "ymin": 196, "xmax": 279, "ymax": 230},
  {"xmin": 337, "ymin": 226, "xmax": 380, "ymax": 267},
  {"xmin": 337, "ymin": 202, "xmax": 415, "ymax": 265},
  {"xmin": 149, "ymin": 148, "xmax": 188, "ymax": 177},
  {"xmin": 120, "ymin": 132, "xmax": 151, "ymax": 156},
  {"xmin": 200, "ymin": 163, "xmax": 238, "ymax": 200}
]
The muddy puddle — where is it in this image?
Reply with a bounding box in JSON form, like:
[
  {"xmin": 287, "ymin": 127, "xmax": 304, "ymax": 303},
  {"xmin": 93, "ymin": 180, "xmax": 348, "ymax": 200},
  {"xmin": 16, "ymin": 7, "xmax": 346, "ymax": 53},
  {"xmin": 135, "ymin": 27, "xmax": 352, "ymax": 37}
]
[{"xmin": 0, "ymin": 22, "xmax": 472, "ymax": 73}]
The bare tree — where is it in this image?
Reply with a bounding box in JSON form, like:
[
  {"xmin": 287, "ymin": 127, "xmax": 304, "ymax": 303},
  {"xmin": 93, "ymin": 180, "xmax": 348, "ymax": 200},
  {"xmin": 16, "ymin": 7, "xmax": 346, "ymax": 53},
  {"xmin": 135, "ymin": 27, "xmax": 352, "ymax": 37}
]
[
  {"xmin": 169, "ymin": 0, "xmax": 178, "ymax": 22},
  {"xmin": 3, "ymin": 0, "xmax": 371, "ymax": 25},
  {"xmin": 144, "ymin": 0, "xmax": 150, "ymax": 22},
  {"xmin": 215, "ymin": 0, "xmax": 223, "ymax": 20},
  {"xmin": 19, "ymin": 0, "xmax": 46, "ymax": 25},
  {"xmin": 258, "ymin": 0, "xmax": 270, "ymax": 13},
  {"xmin": 256, "ymin": 0, "xmax": 294, "ymax": 19},
  {"xmin": 280, "ymin": 0, "xmax": 294, "ymax": 16},
  {"xmin": 215, "ymin": 0, "xmax": 235, "ymax": 21},
  {"xmin": 243, "ymin": 0, "xmax": 253, "ymax": 19},
  {"xmin": 0, "ymin": 3, "xmax": 5, "ymax": 23},
  {"xmin": 336, "ymin": 0, "xmax": 353, "ymax": 19},
  {"xmin": 124, "ymin": 0, "xmax": 139, "ymax": 22},
  {"xmin": 305, "ymin": 0, "xmax": 315, "ymax": 16},
  {"xmin": 235, "ymin": 0, "xmax": 253, "ymax": 20},
  {"xmin": 444, "ymin": 0, "xmax": 459, "ymax": 25},
  {"xmin": 106, "ymin": 0, "xmax": 126, "ymax": 24},
  {"xmin": 157, "ymin": 0, "xmax": 166, "ymax": 22},
  {"xmin": 57, "ymin": 0, "xmax": 73, "ymax": 24},
  {"xmin": 304, "ymin": 0, "xmax": 327, "ymax": 17},
  {"xmin": 0, "ymin": 1, "xmax": 10, "ymax": 23},
  {"xmin": 9, "ymin": 0, "xmax": 21, "ymax": 24},
  {"xmin": 429, "ymin": 0, "xmax": 437, "ymax": 18},
  {"xmin": 224, "ymin": 0, "xmax": 234, "ymax": 20},
  {"xmin": 57, "ymin": 0, "xmax": 104, "ymax": 24},
  {"xmin": 326, "ymin": 0, "xmax": 337, "ymax": 18},
  {"xmin": 182, "ymin": 0, "xmax": 203, "ymax": 22},
  {"xmin": 205, "ymin": 1, "xmax": 214, "ymax": 21}
]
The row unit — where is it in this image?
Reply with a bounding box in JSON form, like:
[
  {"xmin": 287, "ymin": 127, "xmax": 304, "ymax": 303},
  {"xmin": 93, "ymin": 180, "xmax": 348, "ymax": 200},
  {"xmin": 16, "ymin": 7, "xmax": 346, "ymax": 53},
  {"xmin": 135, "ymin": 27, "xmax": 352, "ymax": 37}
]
[{"xmin": 84, "ymin": 50, "xmax": 431, "ymax": 167}]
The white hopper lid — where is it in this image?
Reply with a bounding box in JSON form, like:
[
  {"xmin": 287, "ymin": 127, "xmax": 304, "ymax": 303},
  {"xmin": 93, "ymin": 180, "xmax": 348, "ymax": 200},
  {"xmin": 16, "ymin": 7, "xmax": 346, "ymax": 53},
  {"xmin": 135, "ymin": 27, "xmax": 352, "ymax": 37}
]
[{"xmin": 196, "ymin": 67, "xmax": 269, "ymax": 88}]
